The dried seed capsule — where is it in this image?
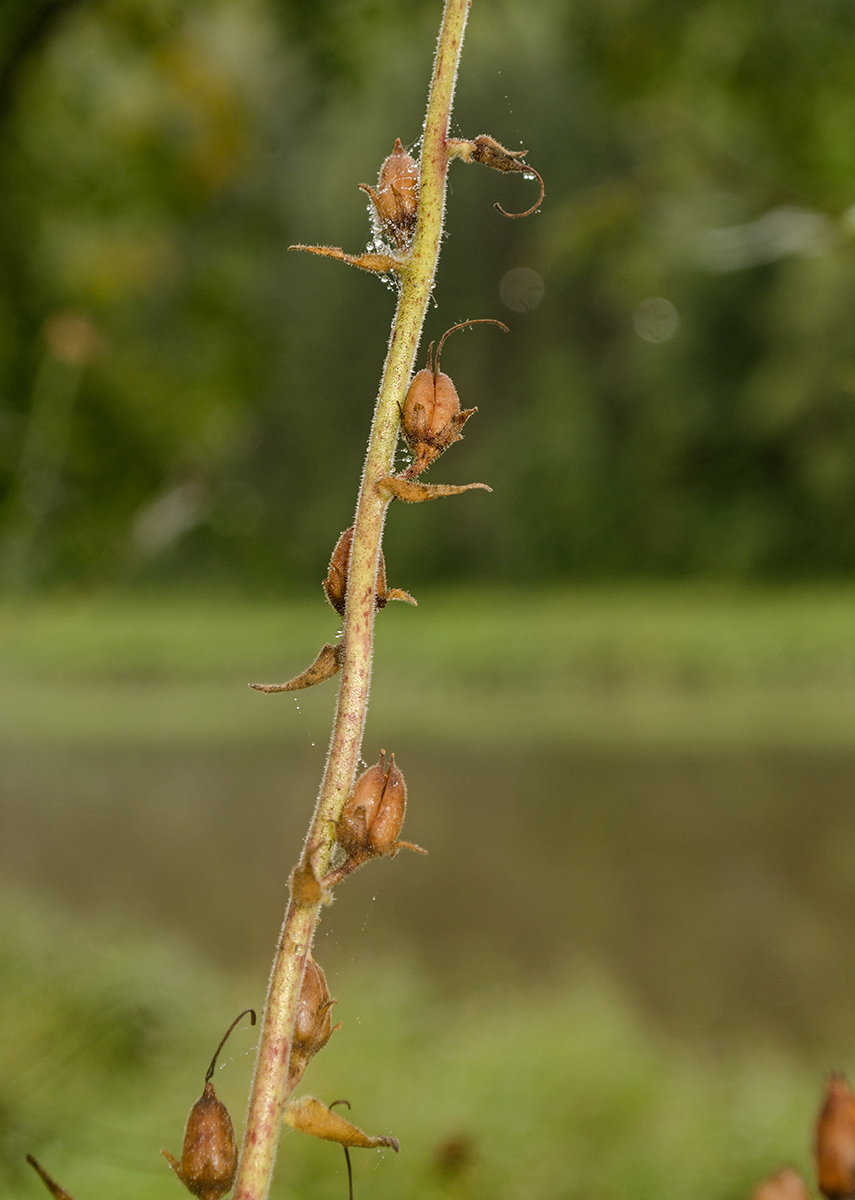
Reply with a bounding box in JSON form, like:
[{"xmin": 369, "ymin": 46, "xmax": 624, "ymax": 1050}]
[
  {"xmin": 288, "ymin": 953, "xmax": 339, "ymax": 1091},
  {"xmin": 359, "ymin": 138, "xmax": 419, "ymax": 249},
  {"xmin": 162, "ymin": 1009, "xmax": 256, "ymax": 1200},
  {"xmin": 401, "ymin": 320, "xmax": 507, "ymax": 478},
  {"xmin": 323, "ymin": 526, "xmax": 415, "ymax": 615},
  {"xmin": 817, "ymin": 1074, "xmax": 855, "ymax": 1198},
  {"xmin": 336, "ymin": 752, "xmax": 404, "ymax": 857},
  {"xmin": 328, "ymin": 752, "xmax": 426, "ymax": 888}
]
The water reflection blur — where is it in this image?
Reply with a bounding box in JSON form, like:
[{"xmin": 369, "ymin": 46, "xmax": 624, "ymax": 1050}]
[{"xmin": 3, "ymin": 739, "xmax": 854, "ymax": 1054}]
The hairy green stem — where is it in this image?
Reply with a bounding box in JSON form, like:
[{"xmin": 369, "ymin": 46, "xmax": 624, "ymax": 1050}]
[{"xmin": 232, "ymin": 3, "xmax": 469, "ymax": 1197}]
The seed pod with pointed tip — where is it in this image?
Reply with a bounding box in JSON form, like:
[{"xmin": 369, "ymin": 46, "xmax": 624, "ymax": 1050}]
[
  {"xmin": 288, "ymin": 953, "xmax": 339, "ymax": 1091},
  {"xmin": 401, "ymin": 319, "xmax": 507, "ymax": 479},
  {"xmin": 323, "ymin": 526, "xmax": 415, "ymax": 616},
  {"xmin": 359, "ymin": 138, "xmax": 419, "ymax": 249},
  {"xmin": 336, "ymin": 752, "xmax": 403, "ymax": 857},
  {"xmin": 817, "ymin": 1074, "xmax": 855, "ymax": 1198},
  {"xmin": 162, "ymin": 1009, "xmax": 256, "ymax": 1200},
  {"xmin": 330, "ymin": 752, "xmax": 426, "ymax": 886}
]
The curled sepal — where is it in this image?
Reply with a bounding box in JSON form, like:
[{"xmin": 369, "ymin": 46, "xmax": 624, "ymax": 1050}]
[
  {"xmin": 447, "ymin": 134, "xmax": 544, "ymax": 218},
  {"xmin": 378, "ymin": 476, "xmax": 491, "ymax": 503},
  {"xmin": 283, "ymin": 1095, "xmax": 400, "ymax": 1153},
  {"xmin": 249, "ymin": 642, "xmax": 342, "ymax": 694},
  {"xmin": 25, "ymin": 1157, "xmax": 76, "ymax": 1200},
  {"xmin": 288, "ymin": 243, "xmax": 402, "ymax": 276}
]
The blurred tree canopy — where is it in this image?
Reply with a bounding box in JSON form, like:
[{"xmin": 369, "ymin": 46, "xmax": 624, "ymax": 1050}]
[{"xmin": 2, "ymin": 0, "xmax": 855, "ymax": 591}]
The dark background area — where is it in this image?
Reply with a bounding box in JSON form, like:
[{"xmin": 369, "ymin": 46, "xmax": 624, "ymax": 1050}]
[{"xmin": 3, "ymin": 0, "xmax": 855, "ymax": 593}]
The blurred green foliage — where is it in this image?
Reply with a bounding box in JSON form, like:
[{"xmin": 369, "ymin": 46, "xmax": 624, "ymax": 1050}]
[
  {"xmin": 2, "ymin": 0, "xmax": 855, "ymax": 590},
  {"xmin": 0, "ymin": 885, "xmax": 831, "ymax": 1200}
]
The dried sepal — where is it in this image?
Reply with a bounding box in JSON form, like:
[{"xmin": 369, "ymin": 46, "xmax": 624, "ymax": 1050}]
[
  {"xmin": 399, "ymin": 319, "xmax": 507, "ymax": 478},
  {"xmin": 326, "ymin": 752, "xmax": 426, "ymax": 886},
  {"xmin": 377, "ymin": 476, "xmax": 491, "ymax": 503},
  {"xmin": 162, "ymin": 1009, "xmax": 257, "ymax": 1200},
  {"xmin": 289, "ymin": 243, "xmax": 402, "ymax": 276},
  {"xmin": 249, "ymin": 641, "xmax": 342, "ymax": 694},
  {"xmin": 283, "ymin": 1095, "xmax": 399, "ymax": 1152},
  {"xmin": 324, "ymin": 526, "xmax": 416, "ymax": 616},
  {"xmin": 817, "ymin": 1074, "xmax": 855, "ymax": 1198},
  {"xmin": 447, "ymin": 134, "xmax": 544, "ymax": 218},
  {"xmin": 752, "ymin": 1168, "xmax": 812, "ymax": 1200},
  {"xmin": 25, "ymin": 1157, "xmax": 76, "ymax": 1200},
  {"xmin": 288, "ymin": 954, "xmax": 341, "ymax": 1092},
  {"xmin": 359, "ymin": 138, "xmax": 419, "ymax": 250}
]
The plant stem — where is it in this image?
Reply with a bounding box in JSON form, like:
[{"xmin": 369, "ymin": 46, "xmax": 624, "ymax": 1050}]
[{"xmin": 232, "ymin": 3, "xmax": 470, "ymax": 1197}]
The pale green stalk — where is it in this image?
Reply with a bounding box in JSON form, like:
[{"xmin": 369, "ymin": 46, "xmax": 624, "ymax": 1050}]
[{"xmin": 232, "ymin": 3, "xmax": 470, "ymax": 1197}]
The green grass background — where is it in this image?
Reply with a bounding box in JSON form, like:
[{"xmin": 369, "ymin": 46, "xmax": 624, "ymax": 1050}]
[{"xmin": 3, "ymin": 583, "xmax": 854, "ymax": 1199}]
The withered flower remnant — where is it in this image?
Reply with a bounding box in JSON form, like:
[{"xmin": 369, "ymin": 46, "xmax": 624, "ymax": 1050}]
[
  {"xmin": 447, "ymin": 133, "xmax": 544, "ymax": 218},
  {"xmin": 400, "ymin": 319, "xmax": 507, "ymax": 479},
  {"xmin": 817, "ymin": 1074, "xmax": 855, "ymax": 1198},
  {"xmin": 288, "ymin": 953, "xmax": 340, "ymax": 1092},
  {"xmin": 359, "ymin": 138, "xmax": 419, "ymax": 250},
  {"xmin": 323, "ymin": 525, "xmax": 416, "ymax": 616},
  {"xmin": 162, "ymin": 1009, "xmax": 257, "ymax": 1200}
]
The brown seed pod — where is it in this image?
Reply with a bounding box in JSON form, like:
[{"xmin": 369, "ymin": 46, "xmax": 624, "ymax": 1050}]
[
  {"xmin": 288, "ymin": 954, "xmax": 340, "ymax": 1091},
  {"xmin": 359, "ymin": 138, "xmax": 419, "ymax": 249},
  {"xmin": 400, "ymin": 320, "xmax": 508, "ymax": 479},
  {"xmin": 817, "ymin": 1074, "xmax": 855, "ymax": 1198},
  {"xmin": 336, "ymin": 751, "xmax": 405, "ymax": 857},
  {"xmin": 327, "ymin": 752, "xmax": 426, "ymax": 887},
  {"xmin": 323, "ymin": 526, "xmax": 415, "ymax": 616},
  {"xmin": 162, "ymin": 1008, "xmax": 256, "ymax": 1200}
]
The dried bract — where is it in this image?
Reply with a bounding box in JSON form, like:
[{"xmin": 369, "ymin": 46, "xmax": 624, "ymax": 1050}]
[
  {"xmin": 26, "ymin": 1157, "xmax": 76, "ymax": 1200},
  {"xmin": 162, "ymin": 1010, "xmax": 257, "ymax": 1200},
  {"xmin": 249, "ymin": 641, "xmax": 342, "ymax": 694},
  {"xmin": 284, "ymin": 1095, "xmax": 399, "ymax": 1151},
  {"xmin": 817, "ymin": 1074, "xmax": 855, "ymax": 1198},
  {"xmin": 288, "ymin": 243, "xmax": 402, "ymax": 276},
  {"xmin": 360, "ymin": 138, "xmax": 419, "ymax": 250},
  {"xmin": 323, "ymin": 526, "xmax": 415, "ymax": 616},
  {"xmin": 400, "ymin": 319, "xmax": 507, "ymax": 478},
  {"xmin": 377, "ymin": 476, "xmax": 491, "ymax": 503}
]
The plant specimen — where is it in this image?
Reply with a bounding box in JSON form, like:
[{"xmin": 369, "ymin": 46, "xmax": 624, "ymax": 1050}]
[{"xmin": 25, "ymin": 1, "xmax": 542, "ymax": 1197}]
